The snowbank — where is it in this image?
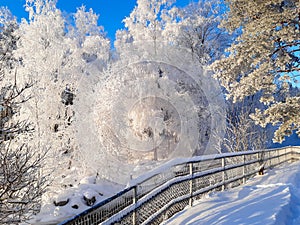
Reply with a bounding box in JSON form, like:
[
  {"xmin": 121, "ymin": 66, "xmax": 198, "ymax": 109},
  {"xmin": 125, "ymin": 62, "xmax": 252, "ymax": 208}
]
[{"xmin": 163, "ymin": 161, "xmax": 300, "ymax": 225}]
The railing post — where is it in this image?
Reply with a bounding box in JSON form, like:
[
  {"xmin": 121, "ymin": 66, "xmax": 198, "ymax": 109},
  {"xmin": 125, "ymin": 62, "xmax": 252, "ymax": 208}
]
[
  {"xmin": 296, "ymin": 147, "xmax": 300, "ymax": 161},
  {"xmin": 242, "ymin": 154, "xmax": 246, "ymax": 184},
  {"xmin": 189, "ymin": 162, "xmax": 193, "ymax": 206},
  {"xmin": 268, "ymin": 150, "xmax": 271, "ymax": 168},
  {"xmin": 222, "ymin": 157, "xmax": 226, "ymax": 191},
  {"xmin": 292, "ymin": 147, "xmax": 296, "ymax": 162},
  {"xmin": 292, "ymin": 147, "xmax": 298, "ymax": 162},
  {"xmin": 257, "ymin": 152, "xmax": 260, "ymax": 173},
  {"xmin": 133, "ymin": 186, "xmax": 137, "ymax": 225},
  {"xmin": 285, "ymin": 147, "xmax": 287, "ymax": 162}
]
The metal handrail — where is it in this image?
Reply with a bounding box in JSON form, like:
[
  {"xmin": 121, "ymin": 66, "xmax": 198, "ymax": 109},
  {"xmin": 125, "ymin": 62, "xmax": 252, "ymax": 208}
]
[{"xmin": 59, "ymin": 146, "xmax": 300, "ymax": 225}]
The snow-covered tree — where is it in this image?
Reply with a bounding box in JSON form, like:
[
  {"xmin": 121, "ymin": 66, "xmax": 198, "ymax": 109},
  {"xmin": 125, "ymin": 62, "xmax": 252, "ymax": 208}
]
[
  {"xmin": 163, "ymin": 0, "xmax": 229, "ymax": 64},
  {"xmin": 0, "ymin": 7, "xmax": 18, "ymax": 77},
  {"xmin": 115, "ymin": 0, "xmax": 230, "ymax": 64},
  {"xmin": 212, "ymin": 0, "xmax": 300, "ymax": 143},
  {"xmin": 222, "ymin": 95, "xmax": 270, "ymax": 152},
  {"xmin": 0, "ymin": 99, "xmax": 48, "ymax": 224},
  {"xmin": 72, "ymin": 6, "xmax": 110, "ymax": 65},
  {"xmin": 115, "ymin": 0, "xmax": 175, "ymax": 55},
  {"xmin": 14, "ymin": 0, "xmax": 110, "ymax": 192},
  {"xmin": 0, "ymin": 7, "xmax": 27, "ymax": 139},
  {"xmin": 106, "ymin": 0, "xmax": 227, "ymax": 183},
  {"xmin": 87, "ymin": 39, "xmax": 226, "ymax": 183},
  {"xmin": 68, "ymin": 5, "xmax": 111, "ymax": 183},
  {"xmin": 15, "ymin": 0, "xmax": 76, "ymax": 188},
  {"xmin": 0, "ymin": 8, "xmax": 49, "ymax": 224}
]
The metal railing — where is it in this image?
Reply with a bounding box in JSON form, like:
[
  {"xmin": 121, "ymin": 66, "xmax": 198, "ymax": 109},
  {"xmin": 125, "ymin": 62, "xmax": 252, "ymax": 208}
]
[{"xmin": 59, "ymin": 146, "xmax": 300, "ymax": 225}]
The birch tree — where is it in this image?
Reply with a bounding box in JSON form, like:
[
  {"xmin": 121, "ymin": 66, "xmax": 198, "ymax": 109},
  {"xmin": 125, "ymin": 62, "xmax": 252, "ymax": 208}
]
[{"xmin": 212, "ymin": 0, "xmax": 300, "ymax": 143}]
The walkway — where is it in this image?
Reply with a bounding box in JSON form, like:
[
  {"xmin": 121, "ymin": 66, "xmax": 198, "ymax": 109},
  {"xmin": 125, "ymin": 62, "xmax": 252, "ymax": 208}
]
[{"xmin": 163, "ymin": 161, "xmax": 300, "ymax": 225}]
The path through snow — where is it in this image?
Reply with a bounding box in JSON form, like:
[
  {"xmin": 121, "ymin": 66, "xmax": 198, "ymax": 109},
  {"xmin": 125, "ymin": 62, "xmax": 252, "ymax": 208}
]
[{"xmin": 163, "ymin": 161, "xmax": 300, "ymax": 225}]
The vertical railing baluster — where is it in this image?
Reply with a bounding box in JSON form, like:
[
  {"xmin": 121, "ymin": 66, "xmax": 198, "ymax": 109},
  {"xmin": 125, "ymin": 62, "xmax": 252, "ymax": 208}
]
[
  {"xmin": 242, "ymin": 154, "xmax": 246, "ymax": 184},
  {"xmin": 285, "ymin": 148, "xmax": 287, "ymax": 162},
  {"xmin": 133, "ymin": 186, "xmax": 137, "ymax": 225},
  {"xmin": 189, "ymin": 162, "xmax": 193, "ymax": 206},
  {"xmin": 222, "ymin": 157, "xmax": 226, "ymax": 191},
  {"xmin": 268, "ymin": 150, "xmax": 271, "ymax": 168}
]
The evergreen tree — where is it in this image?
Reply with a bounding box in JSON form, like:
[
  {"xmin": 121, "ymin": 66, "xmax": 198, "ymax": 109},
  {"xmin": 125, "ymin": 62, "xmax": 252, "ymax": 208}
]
[{"xmin": 212, "ymin": 0, "xmax": 300, "ymax": 143}]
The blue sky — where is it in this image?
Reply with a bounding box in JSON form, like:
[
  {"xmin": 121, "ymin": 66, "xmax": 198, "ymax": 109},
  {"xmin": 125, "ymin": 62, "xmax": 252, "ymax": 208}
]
[{"xmin": 1, "ymin": 0, "xmax": 191, "ymax": 41}]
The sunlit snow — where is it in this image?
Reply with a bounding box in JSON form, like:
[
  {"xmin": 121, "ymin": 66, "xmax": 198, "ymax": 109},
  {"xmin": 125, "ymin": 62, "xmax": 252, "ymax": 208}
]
[{"xmin": 164, "ymin": 161, "xmax": 300, "ymax": 225}]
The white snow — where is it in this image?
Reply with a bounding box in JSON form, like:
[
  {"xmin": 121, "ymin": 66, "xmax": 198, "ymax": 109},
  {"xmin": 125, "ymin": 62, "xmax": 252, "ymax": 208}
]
[
  {"xmin": 163, "ymin": 161, "xmax": 300, "ymax": 225},
  {"xmin": 30, "ymin": 177, "xmax": 124, "ymax": 225}
]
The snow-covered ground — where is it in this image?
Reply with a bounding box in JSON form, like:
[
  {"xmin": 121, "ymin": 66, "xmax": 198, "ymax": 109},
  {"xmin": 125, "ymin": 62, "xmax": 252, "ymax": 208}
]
[
  {"xmin": 30, "ymin": 177, "xmax": 124, "ymax": 225},
  {"xmin": 163, "ymin": 161, "xmax": 300, "ymax": 225}
]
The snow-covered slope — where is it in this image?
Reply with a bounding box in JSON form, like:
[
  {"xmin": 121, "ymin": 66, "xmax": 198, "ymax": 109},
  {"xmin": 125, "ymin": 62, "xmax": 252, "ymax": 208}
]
[{"xmin": 163, "ymin": 161, "xmax": 300, "ymax": 225}]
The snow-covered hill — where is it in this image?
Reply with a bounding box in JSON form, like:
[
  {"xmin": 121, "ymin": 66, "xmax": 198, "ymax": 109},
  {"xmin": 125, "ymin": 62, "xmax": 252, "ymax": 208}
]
[{"xmin": 163, "ymin": 161, "xmax": 300, "ymax": 225}]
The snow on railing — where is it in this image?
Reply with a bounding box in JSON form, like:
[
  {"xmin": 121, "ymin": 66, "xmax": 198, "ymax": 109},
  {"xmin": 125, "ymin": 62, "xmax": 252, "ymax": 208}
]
[{"xmin": 59, "ymin": 146, "xmax": 300, "ymax": 225}]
